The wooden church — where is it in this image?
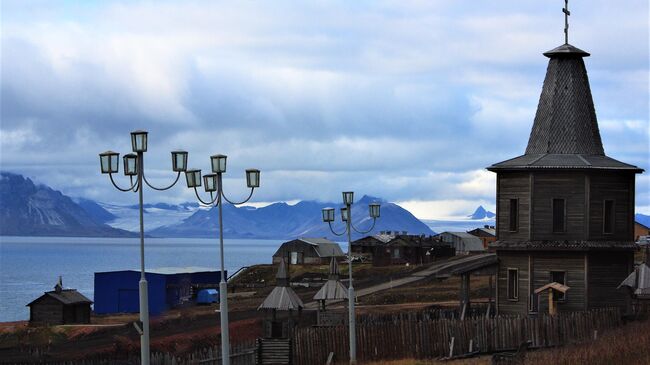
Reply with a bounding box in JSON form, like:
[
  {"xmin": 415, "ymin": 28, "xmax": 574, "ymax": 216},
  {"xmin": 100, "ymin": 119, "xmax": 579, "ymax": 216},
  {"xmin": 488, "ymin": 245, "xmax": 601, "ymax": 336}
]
[{"xmin": 487, "ymin": 9, "xmax": 644, "ymax": 315}]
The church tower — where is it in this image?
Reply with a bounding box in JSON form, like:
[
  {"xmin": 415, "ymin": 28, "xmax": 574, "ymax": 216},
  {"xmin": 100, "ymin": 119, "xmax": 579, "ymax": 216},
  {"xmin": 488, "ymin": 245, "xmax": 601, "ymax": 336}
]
[{"xmin": 487, "ymin": 3, "xmax": 643, "ymax": 315}]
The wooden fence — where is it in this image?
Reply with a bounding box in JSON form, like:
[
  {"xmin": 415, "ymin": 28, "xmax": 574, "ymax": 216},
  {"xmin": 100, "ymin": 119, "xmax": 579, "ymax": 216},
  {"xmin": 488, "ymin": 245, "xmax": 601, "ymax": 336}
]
[
  {"xmin": 10, "ymin": 340, "xmax": 258, "ymax": 365},
  {"xmin": 293, "ymin": 308, "xmax": 621, "ymax": 364}
]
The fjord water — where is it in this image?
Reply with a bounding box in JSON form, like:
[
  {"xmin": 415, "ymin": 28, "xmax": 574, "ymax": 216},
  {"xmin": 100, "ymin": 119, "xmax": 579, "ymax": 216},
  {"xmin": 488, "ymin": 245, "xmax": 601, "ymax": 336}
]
[{"xmin": 0, "ymin": 236, "xmax": 285, "ymax": 322}]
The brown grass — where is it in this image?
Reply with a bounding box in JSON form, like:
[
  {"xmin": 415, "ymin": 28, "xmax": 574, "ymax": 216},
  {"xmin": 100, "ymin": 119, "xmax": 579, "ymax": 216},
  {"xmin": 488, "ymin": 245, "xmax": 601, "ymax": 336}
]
[
  {"xmin": 524, "ymin": 318, "xmax": 650, "ymax": 365},
  {"xmin": 362, "ymin": 319, "xmax": 650, "ymax": 365}
]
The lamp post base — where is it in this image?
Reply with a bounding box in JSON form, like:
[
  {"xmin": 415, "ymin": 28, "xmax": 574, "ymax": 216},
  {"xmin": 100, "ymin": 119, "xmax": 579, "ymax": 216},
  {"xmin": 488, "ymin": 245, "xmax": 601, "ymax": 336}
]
[
  {"xmin": 219, "ymin": 281, "xmax": 230, "ymax": 365},
  {"xmin": 139, "ymin": 279, "xmax": 150, "ymax": 365}
]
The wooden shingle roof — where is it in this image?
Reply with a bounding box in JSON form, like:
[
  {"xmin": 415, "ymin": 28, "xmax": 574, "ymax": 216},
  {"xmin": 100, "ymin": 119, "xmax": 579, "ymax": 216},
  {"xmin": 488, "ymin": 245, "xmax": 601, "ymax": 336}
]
[
  {"xmin": 27, "ymin": 289, "xmax": 92, "ymax": 307},
  {"xmin": 488, "ymin": 43, "xmax": 643, "ymax": 173}
]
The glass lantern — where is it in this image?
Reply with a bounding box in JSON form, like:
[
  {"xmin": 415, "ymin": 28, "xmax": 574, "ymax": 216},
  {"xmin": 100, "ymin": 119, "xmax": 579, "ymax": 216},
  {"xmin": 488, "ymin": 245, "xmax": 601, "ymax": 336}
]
[
  {"xmin": 341, "ymin": 207, "xmax": 349, "ymax": 222},
  {"xmin": 342, "ymin": 191, "xmax": 354, "ymax": 205},
  {"xmin": 123, "ymin": 154, "xmax": 138, "ymax": 176},
  {"xmin": 369, "ymin": 203, "xmax": 381, "ymax": 218},
  {"xmin": 130, "ymin": 130, "xmax": 148, "ymax": 152},
  {"xmin": 203, "ymin": 173, "xmax": 218, "ymax": 192},
  {"xmin": 185, "ymin": 169, "xmax": 202, "ymax": 188},
  {"xmin": 211, "ymin": 154, "xmax": 227, "ymax": 173},
  {"xmin": 322, "ymin": 208, "xmax": 335, "ymax": 222},
  {"xmin": 99, "ymin": 151, "xmax": 119, "ymax": 174},
  {"xmin": 246, "ymin": 169, "xmax": 260, "ymax": 188},
  {"xmin": 171, "ymin": 151, "xmax": 188, "ymax": 172}
]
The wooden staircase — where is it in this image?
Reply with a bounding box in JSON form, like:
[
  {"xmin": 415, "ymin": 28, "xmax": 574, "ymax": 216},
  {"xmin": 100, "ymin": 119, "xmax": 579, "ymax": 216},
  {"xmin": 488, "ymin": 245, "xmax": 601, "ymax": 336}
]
[{"xmin": 257, "ymin": 338, "xmax": 292, "ymax": 365}]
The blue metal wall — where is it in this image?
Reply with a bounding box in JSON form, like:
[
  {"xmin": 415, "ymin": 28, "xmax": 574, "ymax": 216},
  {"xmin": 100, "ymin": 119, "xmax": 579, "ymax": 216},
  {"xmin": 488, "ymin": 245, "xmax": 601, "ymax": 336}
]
[{"xmin": 93, "ymin": 270, "xmax": 223, "ymax": 315}]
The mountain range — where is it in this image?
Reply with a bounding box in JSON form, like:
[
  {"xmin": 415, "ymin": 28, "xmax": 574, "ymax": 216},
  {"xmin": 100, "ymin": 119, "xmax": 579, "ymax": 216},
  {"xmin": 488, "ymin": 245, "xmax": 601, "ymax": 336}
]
[
  {"xmin": 150, "ymin": 196, "xmax": 434, "ymax": 240},
  {"xmin": 0, "ymin": 172, "xmax": 135, "ymax": 237}
]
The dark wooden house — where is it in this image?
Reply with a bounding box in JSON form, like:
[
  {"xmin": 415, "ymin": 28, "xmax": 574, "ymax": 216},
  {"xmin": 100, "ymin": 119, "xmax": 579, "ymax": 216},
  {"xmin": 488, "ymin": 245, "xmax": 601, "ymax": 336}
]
[
  {"xmin": 487, "ymin": 38, "xmax": 643, "ymax": 315},
  {"xmin": 353, "ymin": 233, "xmax": 455, "ymax": 266},
  {"xmin": 272, "ymin": 238, "xmax": 344, "ymax": 265},
  {"xmin": 27, "ymin": 279, "xmax": 92, "ymax": 325}
]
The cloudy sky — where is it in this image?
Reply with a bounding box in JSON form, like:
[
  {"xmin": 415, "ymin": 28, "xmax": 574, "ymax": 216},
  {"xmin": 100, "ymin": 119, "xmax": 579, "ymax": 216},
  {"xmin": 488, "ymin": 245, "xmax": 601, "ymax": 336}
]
[{"xmin": 1, "ymin": 0, "xmax": 648, "ymax": 219}]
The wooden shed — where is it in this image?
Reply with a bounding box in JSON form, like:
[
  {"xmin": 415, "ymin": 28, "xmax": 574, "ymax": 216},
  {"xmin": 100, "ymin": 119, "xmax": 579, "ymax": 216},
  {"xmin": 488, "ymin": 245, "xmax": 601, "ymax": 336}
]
[
  {"xmin": 272, "ymin": 238, "xmax": 344, "ymax": 265},
  {"xmin": 487, "ymin": 39, "xmax": 643, "ymax": 316},
  {"xmin": 27, "ymin": 280, "xmax": 92, "ymax": 325}
]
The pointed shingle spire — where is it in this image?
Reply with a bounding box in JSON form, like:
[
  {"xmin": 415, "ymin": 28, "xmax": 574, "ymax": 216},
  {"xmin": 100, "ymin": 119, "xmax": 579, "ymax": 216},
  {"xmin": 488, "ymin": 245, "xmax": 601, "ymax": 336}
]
[{"xmin": 525, "ymin": 43, "xmax": 605, "ymax": 156}]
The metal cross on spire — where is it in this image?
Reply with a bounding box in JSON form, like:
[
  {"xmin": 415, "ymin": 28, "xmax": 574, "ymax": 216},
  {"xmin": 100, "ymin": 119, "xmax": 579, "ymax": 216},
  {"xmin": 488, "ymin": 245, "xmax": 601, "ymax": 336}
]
[{"xmin": 563, "ymin": 0, "xmax": 571, "ymax": 44}]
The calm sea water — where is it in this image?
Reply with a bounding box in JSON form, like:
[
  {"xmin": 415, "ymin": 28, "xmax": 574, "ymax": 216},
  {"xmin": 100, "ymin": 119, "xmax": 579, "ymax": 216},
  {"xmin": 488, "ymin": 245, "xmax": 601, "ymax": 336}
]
[{"xmin": 0, "ymin": 236, "xmax": 288, "ymax": 322}]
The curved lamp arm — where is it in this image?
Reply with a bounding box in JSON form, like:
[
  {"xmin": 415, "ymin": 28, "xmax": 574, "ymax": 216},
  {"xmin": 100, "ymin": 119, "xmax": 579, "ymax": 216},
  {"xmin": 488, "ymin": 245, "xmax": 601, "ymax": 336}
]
[
  {"xmin": 327, "ymin": 221, "xmax": 348, "ymax": 237},
  {"xmin": 193, "ymin": 186, "xmax": 219, "ymax": 206},
  {"xmin": 351, "ymin": 217, "xmax": 377, "ymax": 235},
  {"xmin": 221, "ymin": 187, "xmax": 255, "ymax": 206},
  {"xmin": 108, "ymin": 173, "xmax": 138, "ymax": 192},
  {"xmin": 142, "ymin": 171, "xmax": 181, "ymax": 191}
]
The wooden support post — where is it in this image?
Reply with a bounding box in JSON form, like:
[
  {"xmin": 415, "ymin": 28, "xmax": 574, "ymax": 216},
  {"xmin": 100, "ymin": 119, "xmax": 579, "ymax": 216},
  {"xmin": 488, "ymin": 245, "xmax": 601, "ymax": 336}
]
[
  {"xmin": 548, "ymin": 290, "xmax": 556, "ymax": 316},
  {"xmin": 449, "ymin": 337, "xmax": 455, "ymax": 357},
  {"xmin": 459, "ymin": 273, "xmax": 470, "ymax": 317}
]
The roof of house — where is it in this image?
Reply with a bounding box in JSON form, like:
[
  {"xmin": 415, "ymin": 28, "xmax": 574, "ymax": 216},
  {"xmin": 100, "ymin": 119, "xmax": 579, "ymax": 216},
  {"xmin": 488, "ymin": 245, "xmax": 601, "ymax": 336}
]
[
  {"xmin": 258, "ymin": 260, "xmax": 304, "ymax": 311},
  {"xmin": 534, "ymin": 282, "xmax": 570, "ymax": 295},
  {"xmin": 469, "ymin": 227, "xmax": 496, "ymax": 237},
  {"xmin": 636, "ymin": 221, "xmax": 650, "ymax": 230},
  {"xmin": 490, "ymin": 240, "xmax": 638, "ymax": 251},
  {"xmin": 618, "ymin": 263, "xmax": 650, "ymax": 299},
  {"xmin": 313, "ymin": 257, "xmax": 349, "ymax": 301},
  {"xmin": 27, "ymin": 289, "xmax": 93, "ymax": 307},
  {"xmin": 298, "ymin": 238, "xmax": 345, "ymax": 257},
  {"xmin": 95, "ymin": 267, "xmax": 217, "ymax": 275},
  {"xmin": 487, "ymin": 43, "xmax": 642, "ymax": 173},
  {"xmin": 438, "ymin": 232, "xmax": 485, "ymax": 252}
]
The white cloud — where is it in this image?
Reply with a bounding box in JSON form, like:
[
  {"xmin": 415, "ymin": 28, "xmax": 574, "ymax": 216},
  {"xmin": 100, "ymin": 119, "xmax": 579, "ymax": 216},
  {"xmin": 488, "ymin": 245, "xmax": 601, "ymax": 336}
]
[{"xmin": 0, "ymin": 0, "xmax": 647, "ymax": 213}]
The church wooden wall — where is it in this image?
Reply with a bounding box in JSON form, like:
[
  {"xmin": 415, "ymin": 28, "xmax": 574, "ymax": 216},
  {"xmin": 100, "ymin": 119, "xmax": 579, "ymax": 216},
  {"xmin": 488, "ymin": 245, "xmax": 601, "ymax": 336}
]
[
  {"xmin": 496, "ymin": 173, "xmax": 530, "ymax": 240},
  {"xmin": 496, "ymin": 252, "xmax": 529, "ymax": 315},
  {"xmin": 531, "ymin": 252, "xmax": 586, "ymax": 313},
  {"xmin": 587, "ymin": 252, "xmax": 633, "ymax": 311},
  {"xmin": 588, "ymin": 172, "xmax": 635, "ymax": 241},
  {"xmin": 531, "ymin": 172, "xmax": 585, "ymax": 241}
]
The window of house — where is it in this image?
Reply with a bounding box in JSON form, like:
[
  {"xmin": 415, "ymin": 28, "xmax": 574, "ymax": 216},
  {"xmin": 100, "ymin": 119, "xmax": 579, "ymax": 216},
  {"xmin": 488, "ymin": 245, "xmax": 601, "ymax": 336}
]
[
  {"xmin": 392, "ymin": 248, "xmax": 400, "ymax": 259},
  {"xmin": 603, "ymin": 200, "xmax": 615, "ymax": 234},
  {"xmin": 509, "ymin": 199, "xmax": 518, "ymax": 232},
  {"xmin": 552, "ymin": 198, "xmax": 566, "ymax": 233},
  {"xmin": 507, "ymin": 268, "xmax": 518, "ymax": 300},
  {"xmin": 550, "ymin": 271, "xmax": 567, "ymax": 301}
]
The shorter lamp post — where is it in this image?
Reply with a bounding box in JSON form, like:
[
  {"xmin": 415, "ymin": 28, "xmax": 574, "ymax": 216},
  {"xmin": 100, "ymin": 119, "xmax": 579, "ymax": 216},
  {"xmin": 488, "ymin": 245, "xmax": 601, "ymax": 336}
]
[
  {"xmin": 99, "ymin": 130, "xmax": 188, "ymax": 365},
  {"xmin": 321, "ymin": 192, "xmax": 380, "ymax": 364},
  {"xmin": 184, "ymin": 154, "xmax": 259, "ymax": 365}
]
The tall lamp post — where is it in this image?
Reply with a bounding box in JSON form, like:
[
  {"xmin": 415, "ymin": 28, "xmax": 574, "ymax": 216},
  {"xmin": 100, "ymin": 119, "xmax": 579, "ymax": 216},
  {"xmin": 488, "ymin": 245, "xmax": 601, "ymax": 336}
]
[
  {"xmin": 184, "ymin": 154, "xmax": 260, "ymax": 365},
  {"xmin": 321, "ymin": 192, "xmax": 380, "ymax": 364},
  {"xmin": 99, "ymin": 130, "xmax": 188, "ymax": 365}
]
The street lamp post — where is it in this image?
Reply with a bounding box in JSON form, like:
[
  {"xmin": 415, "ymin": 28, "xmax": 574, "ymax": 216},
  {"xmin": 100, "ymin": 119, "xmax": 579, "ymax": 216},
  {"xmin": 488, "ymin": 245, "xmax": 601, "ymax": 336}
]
[
  {"xmin": 99, "ymin": 130, "xmax": 188, "ymax": 365},
  {"xmin": 321, "ymin": 192, "xmax": 380, "ymax": 364},
  {"xmin": 184, "ymin": 154, "xmax": 260, "ymax": 365}
]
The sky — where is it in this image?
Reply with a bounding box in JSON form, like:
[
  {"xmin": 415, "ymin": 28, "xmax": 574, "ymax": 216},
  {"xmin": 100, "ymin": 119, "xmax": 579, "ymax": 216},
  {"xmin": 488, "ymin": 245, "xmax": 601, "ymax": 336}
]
[{"xmin": 1, "ymin": 0, "xmax": 648, "ymax": 220}]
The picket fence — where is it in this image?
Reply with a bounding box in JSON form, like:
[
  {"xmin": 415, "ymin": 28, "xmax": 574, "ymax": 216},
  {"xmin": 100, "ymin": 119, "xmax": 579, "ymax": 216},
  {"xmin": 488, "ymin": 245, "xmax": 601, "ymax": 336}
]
[{"xmin": 294, "ymin": 308, "xmax": 621, "ymax": 364}]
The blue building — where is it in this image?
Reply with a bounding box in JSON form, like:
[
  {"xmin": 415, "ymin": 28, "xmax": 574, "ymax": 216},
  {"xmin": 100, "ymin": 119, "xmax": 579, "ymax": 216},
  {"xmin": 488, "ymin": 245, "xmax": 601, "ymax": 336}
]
[{"xmin": 94, "ymin": 267, "xmax": 224, "ymax": 315}]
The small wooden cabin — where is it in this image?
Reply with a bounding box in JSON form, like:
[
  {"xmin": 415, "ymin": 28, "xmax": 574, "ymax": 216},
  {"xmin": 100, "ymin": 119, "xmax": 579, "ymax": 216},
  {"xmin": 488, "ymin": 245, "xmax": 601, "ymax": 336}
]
[
  {"xmin": 27, "ymin": 280, "xmax": 92, "ymax": 325},
  {"xmin": 487, "ymin": 40, "xmax": 643, "ymax": 316},
  {"xmin": 272, "ymin": 238, "xmax": 344, "ymax": 265}
]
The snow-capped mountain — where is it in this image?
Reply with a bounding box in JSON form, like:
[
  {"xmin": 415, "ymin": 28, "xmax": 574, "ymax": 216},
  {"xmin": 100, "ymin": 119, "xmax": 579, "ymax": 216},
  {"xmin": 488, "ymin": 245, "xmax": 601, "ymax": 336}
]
[{"xmin": 0, "ymin": 172, "xmax": 135, "ymax": 237}]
